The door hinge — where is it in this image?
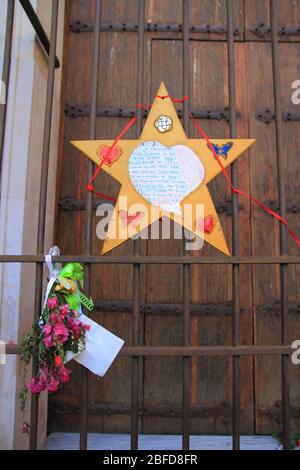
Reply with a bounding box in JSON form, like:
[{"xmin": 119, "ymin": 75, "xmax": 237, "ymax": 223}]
[
  {"xmin": 93, "ymin": 299, "xmax": 244, "ymax": 316},
  {"xmin": 215, "ymin": 198, "xmax": 244, "ymax": 216},
  {"xmin": 256, "ymin": 301, "xmax": 300, "ymax": 316},
  {"xmin": 49, "ymin": 402, "xmax": 232, "ymax": 418},
  {"xmin": 266, "ymin": 201, "xmax": 300, "ymax": 214},
  {"xmin": 64, "ymin": 104, "xmax": 241, "ymax": 122},
  {"xmin": 69, "ymin": 20, "xmax": 240, "ymax": 35},
  {"xmin": 251, "ymin": 23, "xmax": 300, "ymax": 38},
  {"xmin": 256, "ymin": 109, "xmax": 300, "ymax": 123},
  {"xmin": 58, "ymin": 197, "xmax": 244, "ymax": 214}
]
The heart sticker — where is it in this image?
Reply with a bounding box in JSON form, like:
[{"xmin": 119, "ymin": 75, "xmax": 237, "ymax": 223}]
[
  {"xmin": 97, "ymin": 144, "xmax": 122, "ymax": 166},
  {"xmin": 196, "ymin": 215, "xmax": 215, "ymax": 234},
  {"xmin": 128, "ymin": 141, "xmax": 205, "ymax": 214},
  {"xmin": 119, "ymin": 210, "xmax": 145, "ymax": 228}
]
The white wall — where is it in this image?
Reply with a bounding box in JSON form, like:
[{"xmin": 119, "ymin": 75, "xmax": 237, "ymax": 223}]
[
  {"xmin": 0, "ymin": 0, "xmax": 8, "ymax": 79},
  {"xmin": 0, "ymin": 0, "xmax": 65, "ymax": 449}
]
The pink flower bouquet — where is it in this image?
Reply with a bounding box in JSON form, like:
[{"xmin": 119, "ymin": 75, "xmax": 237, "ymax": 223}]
[{"xmin": 19, "ymin": 263, "xmax": 91, "ymax": 411}]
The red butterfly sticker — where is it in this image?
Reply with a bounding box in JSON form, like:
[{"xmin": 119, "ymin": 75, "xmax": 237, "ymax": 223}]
[
  {"xmin": 97, "ymin": 144, "xmax": 122, "ymax": 166},
  {"xmin": 196, "ymin": 215, "xmax": 215, "ymax": 234},
  {"xmin": 119, "ymin": 210, "xmax": 145, "ymax": 228}
]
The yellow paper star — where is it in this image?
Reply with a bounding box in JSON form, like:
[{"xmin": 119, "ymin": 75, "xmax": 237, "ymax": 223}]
[{"xmin": 71, "ymin": 82, "xmax": 255, "ymax": 255}]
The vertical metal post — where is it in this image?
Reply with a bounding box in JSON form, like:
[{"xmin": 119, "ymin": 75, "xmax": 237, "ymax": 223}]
[
  {"xmin": 80, "ymin": 0, "xmax": 102, "ymax": 450},
  {"xmin": 131, "ymin": 0, "xmax": 145, "ymax": 450},
  {"xmin": 29, "ymin": 0, "xmax": 59, "ymax": 450},
  {"xmin": 0, "ymin": 0, "xmax": 15, "ymax": 191},
  {"xmin": 227, "ymin": 0, "xmax": 240, "ymax": 450},
  {"xmin": 270, "ymin": 0, "xmax": 290, "ymax": 450},
  {"xmin": 182, "ymin": 0, "xmax": 190, "ymax": 451}
]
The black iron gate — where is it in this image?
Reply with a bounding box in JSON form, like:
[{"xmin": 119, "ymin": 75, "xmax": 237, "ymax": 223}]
[{"xmin": 1, "ymin": 0, "xmax": 299, "ymax": 450}]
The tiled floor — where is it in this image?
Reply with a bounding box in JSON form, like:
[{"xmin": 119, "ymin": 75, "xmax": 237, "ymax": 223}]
[{"xmin": 44, "ymin": 433, "xmax": 282, "ymax": 450}]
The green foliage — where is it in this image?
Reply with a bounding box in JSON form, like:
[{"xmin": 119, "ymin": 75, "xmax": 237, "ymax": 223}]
[{"xmin": 271, "ymin": 429, "xmax": 300, "ymax": 449}]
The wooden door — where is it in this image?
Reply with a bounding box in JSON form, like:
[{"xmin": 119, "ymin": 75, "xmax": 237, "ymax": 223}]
[{"xmin": 49, "ymin": 0, "xmax": 300, "ymax": 436}]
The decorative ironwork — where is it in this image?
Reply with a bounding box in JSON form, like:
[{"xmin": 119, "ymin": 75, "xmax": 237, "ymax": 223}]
[
  {"xmin": 93, "ymin": 299, "xmax": 244, "ymax": 316},
  {"xmin": 64, "ymin": 104, "xmax": 241, "ymax": 121},
  {"xmin": 256, "ymin": 109, "xmax": 300, "ymax": 123},
  {"xmin": 58, "ymin": 197, "xmax": 244, "ymax": 215},
  {"xmin": 251, "ymin": 23, "xmax": 300, "ymax": 39},
  {"xmin": 69, "ymin": 20, "xmax": 240, "ymax": 35}
]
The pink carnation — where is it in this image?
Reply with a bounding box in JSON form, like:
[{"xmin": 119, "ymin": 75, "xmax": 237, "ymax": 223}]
[
  {"xmin": 68, "ymin": 317, "xmax": 81, "ymax": 338},
  {"xmin": 58, "ymin": 304, "xmax": 70, "ymax": 318},
  {"xmin": 43, "ymin": 335, "xmax": 54, "ymax": 348},
  {"xmin": 53, "ymin": 322, "xmax": 69, "ymax": 343},
  {"xmin": 43, "ymin": 323, "xmax": 52, "ymax": 335},
  {"xmin": 58, "ymin": 365, "xmax": 72, "ymax": 384},
  {"xmin": 80, "ymin": 321, "xmax": 90, "ymax": 331},
  {"xmin": 26, "ymin": 374, "xmax": 47, "ymax": 394},
  {"xmin": 46, "ymin": 375, "xmax": 59, "ymax": 393},
  {"xmin": 47, "ymin": 297, "xmax": 58, "ymax": 309}
]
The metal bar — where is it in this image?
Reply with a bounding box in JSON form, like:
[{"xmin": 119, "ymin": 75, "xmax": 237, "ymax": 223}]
[
  {"xmin": 227, "ymin": 0, "xmax": 240, "ymax": 451},
  {"xmin": 251, "ymin": 23, "xmax": 300, "ymax": 38},
  {"xmin": 64, "ymin": 104, "xmax": 241, "ymax": 121},
  {"xmin": 50, "ymin": 402, "xmax": 300, "ymax": 418},
  {"xmin": 270, "ymin": 0, "xmax": 290, "ymax": 451},
  {"xmin": 131, "ymin": 0, "xmax": 145, "ymax": 451},
  {"xmin": 69, "ymin": 20, "xmax": 240, "ymax": 35},
  {"xmin": 29, "ymin": 0, "xmax": 58, "ymax": 450},
  {"xmin": 19, "ymin": 0, "xmax": 60, "ymax": 68},
  {"xmin": 0, "ymin": 0, "xmax": 14, "ymax": 191},
  {"xmin": 182, "ymin": 0, "xmax": 190, "ymax": 451},
  {"xmin": 58, "ymin": 196, "xmax": 243, "ymax": 214},
  {"xmin": 93, "ymin": 299, "xmax": 244, "ymax": 316},
  {"xmin": 256, "ymin": 109, "xmax": 300, "ymax": 123},
  {"xmin": 50, "ymin": 403, "xmax": 233, "ymax": 418},
  {"xmin": 79, "ymin": 0, "xmax": 102, "ymax": 450},
  {"xmin": 1, "ymin": 255, "xmax": 300, "ymax": 264},
  {"xmin": 6, "ymin": 344, "xmax": 293, "ymax": 356}
]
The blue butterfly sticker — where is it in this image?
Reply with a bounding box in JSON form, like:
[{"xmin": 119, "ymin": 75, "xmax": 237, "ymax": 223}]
[{"xmin": 208, "ymin": 142, "xmax": 233, "ymax": 160}]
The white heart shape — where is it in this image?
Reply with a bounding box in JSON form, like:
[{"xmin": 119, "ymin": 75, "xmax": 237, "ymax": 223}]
[{"xmin": 128, "ymin": 141, "xmax": 205, "ymax": 214}]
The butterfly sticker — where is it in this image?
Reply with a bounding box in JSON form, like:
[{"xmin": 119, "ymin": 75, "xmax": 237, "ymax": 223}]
[
  {"xmin": 119, "ymin": 210, "xmax": 145, "ymax": 228},
  {"xmin": 208, "ymin": 142, "xmax": 233, "ymax": 160}
]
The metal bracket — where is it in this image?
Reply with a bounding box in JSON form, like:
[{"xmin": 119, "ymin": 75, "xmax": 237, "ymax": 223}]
[
  {"xmin": 256, "ymin": 109, "xmax": 300, "ymax": 123},
  {"xmin": 255, "ymin": 109, "xmax": 275, "ymax": 123},
  {"xmin": 251, "ymin": 23, "xmax": 300, "ymax": 38},
  {"xmin": 69, "ymin": 20, "xmax": 240, "ymax": 35},
  {"xmin": 256, "ymin": 301, "xmax": 300, "ymax": 316},
  {"xmin": 251, "ymin": 200, "xmax": 300, "ymax": 214},
  {"xmin": 48, "ymin": 402, "xmax": 232, "ymax": 420},
  {"xmin": 58, "ymin": 197, "xmax": 244, "ymax": 215},
  {"xmin": 64, "ymin": 104, "xmax": 241, "ymax": 122},
  {"xmin": 215, "ymin": 199, "xmax": 244, "ymax": 216},
  {"xmin": 93, "ymin": 299, "xmax": 244, "ymax": 316}
]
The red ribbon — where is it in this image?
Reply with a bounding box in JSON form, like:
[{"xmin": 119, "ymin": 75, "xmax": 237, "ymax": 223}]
[
  {"xmin": 86, "ymin": 94, "xmax": 300, "ymax": 248},
  {"xmin": 190, "ymin": 113, "xmax": 300, "ymax": 247}
]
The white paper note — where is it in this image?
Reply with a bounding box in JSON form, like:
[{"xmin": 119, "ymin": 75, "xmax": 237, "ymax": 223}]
[{"xmin": 65, "ymin": 314, "xmax": 124, "ymax": 377}]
